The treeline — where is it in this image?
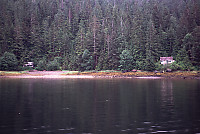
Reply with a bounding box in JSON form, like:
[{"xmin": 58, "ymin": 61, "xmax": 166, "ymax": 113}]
[{"xmin": 0, "ymin": 0, "xmax": 200, "ymax": 71}]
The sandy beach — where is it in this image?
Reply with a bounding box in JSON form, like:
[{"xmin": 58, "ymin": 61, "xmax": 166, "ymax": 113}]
[
  {"xmin": 2, "ymin": 75, "xmax": 94, "ymax": 79},
  {"xmin": 0, "ymin": 71, "xmax": 94, "ymax": 79}
]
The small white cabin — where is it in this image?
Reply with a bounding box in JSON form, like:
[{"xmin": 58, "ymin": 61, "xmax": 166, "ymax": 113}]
[
  {"xmin": 24, "ymin": 62, "xmax": 34, "ymax": 67},
  {"xmin": 160, "ymin": 57, "xmax": 175, "ymax": 65}
]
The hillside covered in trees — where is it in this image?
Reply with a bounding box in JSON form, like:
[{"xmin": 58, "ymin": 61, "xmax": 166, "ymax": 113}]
[{"xmin": 0, "ymin": 0, "xmax": 200, "ymax": 71}]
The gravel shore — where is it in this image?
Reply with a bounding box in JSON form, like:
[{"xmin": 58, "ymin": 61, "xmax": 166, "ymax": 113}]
[{"xmin": 0, "ymin": 71, "xmax": 200, "ymax": 79}]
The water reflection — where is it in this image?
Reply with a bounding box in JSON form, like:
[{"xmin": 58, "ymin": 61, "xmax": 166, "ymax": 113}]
[
  {"xmin": 160, "ymin": 80, "xmax": 175, "ymax": 119},
  {"xmin": 157, "ymin": 80, "xmax": 176, "ymax": 133},
  {"xmin": 0, "ymin": 78, "xmax": 200, "ymax": 134}
]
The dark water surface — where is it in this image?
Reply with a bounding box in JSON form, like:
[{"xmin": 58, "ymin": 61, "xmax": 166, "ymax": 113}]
[{"xmin": 0, "ymin": 78, "xmax": 200, "ymax": 134}]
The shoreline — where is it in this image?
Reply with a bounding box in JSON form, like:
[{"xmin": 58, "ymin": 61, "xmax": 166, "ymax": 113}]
[
  {"xmin": 0, "ymin": 75, "xmax": 94, "ymax": 79},
  {"xmin": 0, "ymin": 71, "xmax": 200, "ymax": 79}
]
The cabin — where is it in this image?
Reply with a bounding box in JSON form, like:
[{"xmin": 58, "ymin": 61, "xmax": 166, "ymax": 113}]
[
  {"xmin": 24, "ymin": 62, "xmax": 34, "ymax": 68},
  {"xmin": 160, "ymin": 57, "xmax": 175, "ymax": 65}
]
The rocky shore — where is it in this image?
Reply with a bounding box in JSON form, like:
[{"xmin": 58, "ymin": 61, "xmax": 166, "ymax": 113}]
[{"xmin": 74, "ymin": 71, "xmax": 200, "ymax": 79}]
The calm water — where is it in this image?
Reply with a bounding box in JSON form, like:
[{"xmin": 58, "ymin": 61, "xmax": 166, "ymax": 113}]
[{"xmin": 0, "ymin": 78, "xmax": 200, "ymax": 134}]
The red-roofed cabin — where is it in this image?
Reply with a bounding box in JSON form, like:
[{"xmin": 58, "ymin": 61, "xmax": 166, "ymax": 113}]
[{"xmin": 160, "ymin": 57, "xmax": 175, "ymax": 65}]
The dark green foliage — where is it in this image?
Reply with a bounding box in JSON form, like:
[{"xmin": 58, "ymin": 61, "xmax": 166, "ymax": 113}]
[
  {"xmin": 22, "ymin": 66, "xmax": 33, "ymax": 71},
  {"xmin": 0, "ymin": 0, "xmax": 199, "ymax": 71},
  {"xmin": 176, "ymin": 48, "xmax": 193, "ymax": 71},
  {"xmin": 155, "ymin": 61, "xmax": 163, "ymax": 71},
  {"xmin": 190, "ymin": 26, "xmax": 200, "ymax": 66},
  {"xmin": 107, "ymin": 54, "xmax": 120, "ymax": 70},
  {"xmin": 144, "ymin": 58, "xmax": 156, "ymax": 72},
  {"xmin": 67, "ymin": 54, "xmax": 78, "ymax": 71},
  {"xmin": 0, "ymin": 52, "xmax": 18, "ymax": 71},
  {"xmin": 36, "ymin": 59, "xmax": 47, "ymax": 71},
  {"xmin": 47, "ymin": 59, "xmax": 60, "ymax": 71},
  {"xmin": 80, "ymin": 49, "xmax": 94, "ymax": 71},
  {"xmin": 96, "ymin": 52, "xmax": 109, "ymax": 70},
  {"xmin": 169, "ymin": 62, "xmax": 180, "ymax": 71},
  {"xmin": 54, "ymin": 57, "xmax": 63, "ymax": 67},
  {"xmin": 119, "ymin": 50, "xmax": 134, "ymax": 71},
  {"xmin": 177, "ymin": 61, "xmax": 193, "ymax": 71},
  {"xmin": 135, "ymin": 60, "xmax": 146, "ymax": 70}
]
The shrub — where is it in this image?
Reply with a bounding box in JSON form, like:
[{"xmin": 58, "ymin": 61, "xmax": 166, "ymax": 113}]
[
  {"xmin": 22, "ymin": 66, "xmax": 33, "ymax": 71},
  {"xmin": 54, "ymin": 56, "xmax": 63, "ymax": 65},
  {"xmin": 36, "ymin": 59, "xmax": 47, "ymax": 71},
  {"xmin": 169, "ymin": 61, "xmax": 180, "ymax": 71},
  {"xmin": 144, "ymin": 59, "xmax": 156, "ymax": 71},
  {"xmin": 135, "ymin": 60, "xmax": 146, "ymax": 70},
  {"xmin": 47, "ymin": 59, "xmax": 60, "ymax": 71},
  {"xmin": 192, "ymin": 66, "xmax": 200, "ymax": 71},
  {"xmin": 177, "ymin": 61, "xmax": 193, "ymax": 71},
  {"xmin": 155, "ymin": 61, "xmax": 163, "ymax": 71},
  {"xmin": 0, "ymin": 52, "xmax": 18, "ymax": 71}
]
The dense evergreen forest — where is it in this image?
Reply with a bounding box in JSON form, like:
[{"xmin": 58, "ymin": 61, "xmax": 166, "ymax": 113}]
[{"xmin": 0, "ymin": 0, "xmax": 200, "ymax": 71}]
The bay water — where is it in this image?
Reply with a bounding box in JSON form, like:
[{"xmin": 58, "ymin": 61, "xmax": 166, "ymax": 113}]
[{"xmin": 0, "ymin": 78, "xmax": 200, "ymax": 134}]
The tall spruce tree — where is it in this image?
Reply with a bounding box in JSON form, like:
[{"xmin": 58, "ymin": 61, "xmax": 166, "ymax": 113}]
[{"xmin": 119, "ymin": 50, "xmax": 134, "ymax": 71}]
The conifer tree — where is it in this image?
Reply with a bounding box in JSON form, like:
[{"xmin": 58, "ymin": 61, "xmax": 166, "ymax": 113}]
[
  {"xmin": 0, "ymin": 52, "xmax": 18, "ymax": 71},
  {"xmin": 130, "ymin": 10, "xmax": 146, "ymax": 64},
  {"xmin": 191, "ymin": 26, "xmax": 200, "ymax": 66},
  {"xmin": 176, "ymin": 47, "xmax": 192, "ymax": 71},
  {"xmin": 87, "ymin": 15, "xmax": 102, "ymax": 69},
  {"xmin": 75, "ymin": 20, "xmax": 87, "ymax": 58},
  {"xmin": 80, "ymin": 49, "xmax": 94, "ymax": 71},
  {"xmin": 119, "ymin": 50, "xmax": 134, "ymax": 71}
]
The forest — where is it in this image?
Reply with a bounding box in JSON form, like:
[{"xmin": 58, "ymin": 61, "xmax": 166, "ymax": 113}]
[{"xmin": 0, "ymin": 0, "xmax": 200, "ymax": 71}]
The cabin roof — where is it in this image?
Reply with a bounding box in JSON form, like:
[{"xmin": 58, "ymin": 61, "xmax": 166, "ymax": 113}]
[{"xmin": 160, "ymin": 57, "xmax": 173, "ymax": 61}]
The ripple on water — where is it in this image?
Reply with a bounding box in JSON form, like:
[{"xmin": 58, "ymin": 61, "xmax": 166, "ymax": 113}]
[
  {"xmin": 169, "ymin": 130, "xmax": 176, "ymax": 133},
  {"xmin": 150, "ymin": 130, "xmax": 177, "ymax": 133},
  {"xmin": 136, "ymin": 127, "xmax": 149, "ymax": 133},
  {"xmin": 46, "ymin": 130, "xmax": 53, "ymax": 133},
  {"xmin": 121, "ymin": 129, "xmax": 132, "ymax": 132},
  {"xmin": 156, "ymin": 130, "xmax": 169, "ymax": 133},
  {"xmin": 151, "ymin": 125, "xmax": 161, "ymax": 129},
  {"xmin": 33, "ymin": 128, "xmax": 39, "ymax": 130},
  {"xmin": 143, "ymin": 121, "xmax": 152, "ymax": 125},
  {"xmin": 66, "ymin": 127, "xmax": 75, "ymax": 130},
  {"xmin": 58, "ymin": 128, "xmax": 66, "ymax": 131},
  {"xmin": 58, "ymin": 127, "xmax": 75, "ymax": 130},
  {"xmin": 137, "ymin": 128, "xmax": 145, "ymax": 131},
  {"xmin": 22, "ymin": 129, "xmax": 29, "ymax": 131}
]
